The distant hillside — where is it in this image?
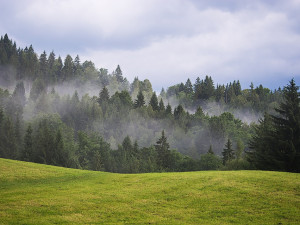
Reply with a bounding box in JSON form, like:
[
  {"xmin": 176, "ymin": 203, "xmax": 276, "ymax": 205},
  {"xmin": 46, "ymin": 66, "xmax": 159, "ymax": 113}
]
[{"xmin": 0, "ymin": 158, "xmax": 299, "ymax": 224}]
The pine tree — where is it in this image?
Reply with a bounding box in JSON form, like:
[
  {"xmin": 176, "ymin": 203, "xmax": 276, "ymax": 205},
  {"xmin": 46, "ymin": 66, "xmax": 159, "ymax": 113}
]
[
  {"xmin": 98, "ymin": 86, "xmax": 110, "ymax": 105},
  {"xmin": 165, "ymin": 103, "xmax": 172, "ymax": 115},
  {"xmin": 185, "ymin": 78, "xmax": 193, "ymax": 94},
  {"xmin": 48, "ymin": 51, "xmax": 56, "ymax": 83},
  {"xmin": 272, "ymin": 79, "xmax": 300, "ymax": 172},
  {"xmin": 222, "ymin": 139, "xmax": 234, "ymax": 165},
  {"xmin": 134, "ymin": 90, "xmax": 145, "ymax": 108},
  {"xmin": 115, "ymin": 65, "xmax": 123, "ymax": 83},
  {"xmin": 155, "ymin": 130, "xmax": 171, "ymax": 170},
  {"xmin": 174, "ymin": 104, "xmax": 184, "ymax": 120},
  {"xmin": 62, "ymin": 55, "xmax": 74, "ymax": 81},
  {"xmin": 149, "ymin": 92, "xmax": 159, "ymax": 111},
  {"xmin": 23, "ymin": 124, "xmax": 33, "ymax": 161},
  {"xmin": 54, "ymin": 129, "xmax": 65, "ymax": 166},
  {"xmin": 158, "ymin": 98, "xmax": 165, "ymax": 111},
  {"xmin": 0, "ymin": 116, "xmax": 17, "ymax": 159},
  {"xmin": 39, "ymin": 51, "xmax": 48, "ymax": 81}
]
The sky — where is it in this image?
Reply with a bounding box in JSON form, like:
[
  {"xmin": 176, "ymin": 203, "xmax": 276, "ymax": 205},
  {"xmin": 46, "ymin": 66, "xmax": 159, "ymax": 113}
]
[{"xmin": 1, "ymin": 0, "xmax": 300, "ymax": 91}]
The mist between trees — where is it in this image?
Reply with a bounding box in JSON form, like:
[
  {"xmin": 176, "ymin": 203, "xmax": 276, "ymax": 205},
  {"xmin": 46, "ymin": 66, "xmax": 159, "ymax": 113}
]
[{"xmin": 2, "ymin": 33, "xmax": 298, "ymax": 173}]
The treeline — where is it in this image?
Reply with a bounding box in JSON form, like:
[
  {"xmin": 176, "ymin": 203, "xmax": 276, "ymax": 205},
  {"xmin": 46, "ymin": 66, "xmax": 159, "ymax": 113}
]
[
  {"xmin": 165, "ymin": 76, "xmax": 282, "ymax": 113},
  {"xmin": 0, "ymin": 81, "xmax": 250, "ymax": 172},
  {"xmin": 1, "ymin": 33, "xmax": 299, "ymax": 173},
  {"xmin": 0, "ymin": 105, "xmax": 238, "ymax": 172},
  {"xmin": 247, "ymin": 79, "xmax": 300, "ymax": 172}
]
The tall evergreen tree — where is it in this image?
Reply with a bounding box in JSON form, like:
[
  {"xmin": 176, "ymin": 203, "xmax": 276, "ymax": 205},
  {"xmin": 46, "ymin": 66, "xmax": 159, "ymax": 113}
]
[
  {"xmin": 155, "ymin": 130, "xmax": 171, "ymax": 170},
  {"xmin": 248, "ymin": 79, "xmax": 300, "ymax": 172},
  {"xmin": 165, "ymin": 103, "xmax": 172, "ymax": 115},
  {"xmin": 272, "ymin": 79, "xmax": 300, "ymax": 172},
  {"xmin": 98, "ymin": 86, "xmax": 110, "ymax": 105},
  {"xmin": 158, "ymin": 98, "xmax": 165, "ymax": 111},
  {"xmin": 185, "ymin": 78, "xmax": 193, "ymax": 94},
  {"xmin": 134, "ymin": 90, "xmax": 145, "ymax": 108},
  {"xmin": 222, "ymin": 139, "xmax": 234, "ymax": 165},
  {"xmin": 62, "ymin": 55, "xmax": 74, "ymax": 81},
  {"xmin": 115, "ymin": 65, "xmax": 123, "ymax": 83},
  {"xmin": 39, "ymin": 51, "xmax": 48, "ymax": 81},
  {"xmin": 23, "ymin": 124, "xmax": 33, "ymax": 161},
  {"xmin": 149, "ymin": 92, "xmax": 159, "ymax": 111}
]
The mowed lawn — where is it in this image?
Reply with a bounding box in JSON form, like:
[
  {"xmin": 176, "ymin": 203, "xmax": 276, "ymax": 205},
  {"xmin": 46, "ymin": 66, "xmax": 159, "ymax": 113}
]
[{"xmin": 0, "ymin": 158, "xmax": 299, "ymax": 224}]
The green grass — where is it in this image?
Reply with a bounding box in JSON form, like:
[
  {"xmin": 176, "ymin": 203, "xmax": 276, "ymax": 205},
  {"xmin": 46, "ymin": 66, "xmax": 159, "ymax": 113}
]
[{"xmin": 0, "ymin": 158, "xmax": 299, "ymax": 224}]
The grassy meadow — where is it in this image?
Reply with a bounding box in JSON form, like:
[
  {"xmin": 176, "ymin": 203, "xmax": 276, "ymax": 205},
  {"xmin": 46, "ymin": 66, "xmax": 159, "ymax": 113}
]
[{"xmin": 0, "ymin": 158, "xmax": 299, "ymax": 224}]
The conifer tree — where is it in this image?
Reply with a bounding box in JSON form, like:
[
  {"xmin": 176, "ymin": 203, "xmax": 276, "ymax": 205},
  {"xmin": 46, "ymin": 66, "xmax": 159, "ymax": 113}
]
[
  {"xmin": 155, "ymin": 130, "xmax": 171, "ymax": 170},
  {"xmin": 115, "ymin": 65, "xmax": 123, "ymax": 83},
  {"xmin": 248, "ymin": 79, "xmax": 300, "ymax": 172},
  {"xmin": 98, "ymin": 86, "xmax": 110, "ymax": 105},
  {"xmin": 39, "ymin": 51, "xmax": 48, "ymax": 80},
  {"xmin": 158, "ymin": 98, "xmax": 165, "ymax": 111},
  {"xmin": 149, "ymin": 92, "xmax": 159, "ymax": 111},
  {"xmin": 185, "ymin": 78, "xmax": 193, "ymax": 94},
  {"xmin": 23, "ymin": 124, "xmax": 33, "ymax": 161},
  {"xmin": 134, "ymin": 90, "xmax": 145, "ymax": 108},
  {"xmin": 165, "ymin": 103, "xmax": 172, "ymax": 115},
  {"xmin": 222, "ymin": 139, "xmax": 234, "ymax": 165},
  {"xmin": 272, "ymin": 79, "xmax": 300, "ymax": 172}
]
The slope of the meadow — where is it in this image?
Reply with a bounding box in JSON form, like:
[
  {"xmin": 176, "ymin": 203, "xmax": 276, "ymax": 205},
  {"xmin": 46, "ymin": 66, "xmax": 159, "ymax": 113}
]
[{"xmin": 0, "ymin": 158, "xmax": 299, "ymax": 224}]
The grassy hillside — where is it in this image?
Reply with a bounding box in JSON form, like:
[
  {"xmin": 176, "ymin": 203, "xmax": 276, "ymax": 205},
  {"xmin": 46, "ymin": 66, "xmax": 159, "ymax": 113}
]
[{"xmin": 0, "ymin": 158, "xmax": 299, "ymax": 224}]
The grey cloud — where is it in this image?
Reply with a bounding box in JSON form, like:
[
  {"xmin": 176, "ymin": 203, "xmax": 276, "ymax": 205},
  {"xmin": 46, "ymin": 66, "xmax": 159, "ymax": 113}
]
[{"xmin": 0, "ymin": 0, "xmax": 300, "ymax": 90}]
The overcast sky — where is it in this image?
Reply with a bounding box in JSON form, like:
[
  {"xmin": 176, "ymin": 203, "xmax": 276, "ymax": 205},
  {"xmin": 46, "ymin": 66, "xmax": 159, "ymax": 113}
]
[{"xmin": 1, "ymin": 0, "xmax": 300, "ymax": 90}]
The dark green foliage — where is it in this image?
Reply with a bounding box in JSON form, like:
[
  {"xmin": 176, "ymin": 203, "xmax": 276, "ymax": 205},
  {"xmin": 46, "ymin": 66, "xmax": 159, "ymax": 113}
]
[
  {"xmin": 23, "ymin": 124, "xmax": 33, "ymax": 161},
  {"xmin": 134, "ymin": 90, "xmax": 145, "ymax": 108},
  {"xmin": 0, "ymin": 116, "xmax": 17, "ymax": 159},
  {"xmin": 149, "ymin": 92, "xmax": 159, "ymax": 111},
  {"xmin": 115, "ymin": 65, "xmax": 123, "ymax": 83},
  {"xmin": 165, "ymin": 103, "xmax": 172, "ymax": 115},
  {"xmin": 199, "ymin": 153, "xmax": 222, "ymax": 170},
  {"xmin": 174, "ymin": 104, "xmax": 184, "ymax": 120},
  {"xmin": 155, "ymin": 130, "xmax": 171, "ymax": 170},
  {"xmin": 158, "ymin": 98, "xmax": 165, "ymax": 112},
  {"xmin": 185, "ymin": 78, "xmax": 193, "ymax": 94},
  {"xmin": 98, "ymin": 86, "xmax": 110, "ymax": 104},
  {"xmin": 248, "ymin": 79, "xmax": 300, "ymax": 172},
  {"xmin": 222, "ymin": 139, "xmax": 235, "ymax": 165},
  {"xmin": 0, "ymin": 34, "xmax": 296, "ymax": 173},
  {"xmin": 62, "ymin": 55, "xmax": 74, "ymax": 81}
]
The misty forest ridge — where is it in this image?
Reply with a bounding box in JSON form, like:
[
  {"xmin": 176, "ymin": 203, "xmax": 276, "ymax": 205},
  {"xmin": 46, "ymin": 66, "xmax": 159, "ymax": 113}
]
[
  {"xmin": 1, "ymin": 1, "xmax": 300, "ymax": 224},
  {"xmin": 0, "ymin": 33, "xmax": 300, "ymax": 173}
]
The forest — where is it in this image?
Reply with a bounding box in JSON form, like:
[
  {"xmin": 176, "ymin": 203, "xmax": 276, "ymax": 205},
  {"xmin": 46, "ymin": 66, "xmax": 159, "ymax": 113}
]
[{"xmin": 0, "ymin": 34, "xmax": 299, "ymax": 173}]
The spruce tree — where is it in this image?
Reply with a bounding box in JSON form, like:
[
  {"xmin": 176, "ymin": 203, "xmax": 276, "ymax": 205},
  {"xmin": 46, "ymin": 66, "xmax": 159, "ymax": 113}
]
[
  {"xmin": 158, "ymin": 98, "xmax": 165, "ymax": 111},
  {"xmin": 23, "ymin": 124, "xmax": 33, "ymax": 161},
  {"xmin": 185, "ymin": 78, "xmax": 193, "ymax": 94},
  {"xmin": 272, "ymin": 79, "xmax": 300, "ymax": 172},
  {"xmin": 222, "ymin": 139, "xmax": 234, "ymax": 165},
  {"xmin": 134, "ymin": 90, "xmax": 145, "ymax": 108},
  {"xmin": 165, "ymin": 103, "xmax": 172, "ymax": 115},
  {"xmin": 155, "ymin": 130, "xmax": 171, "ymax": 170},
  {"xmin": 115, "ymin": 65, "xmax": 123, "ymax": 83},
  {"xmin": 98, "ymin": 86, "xmax": 110, "ymax": 105},
  {"xmin": 149, "ymin": 92, "xmax": 159, "ymax": 111}
]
